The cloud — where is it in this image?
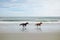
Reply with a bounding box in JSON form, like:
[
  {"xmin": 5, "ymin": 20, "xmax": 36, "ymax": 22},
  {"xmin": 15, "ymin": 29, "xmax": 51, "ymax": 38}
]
[
  {"xmin": 0, "ymin": 0, "xmax": 10, "ymax": 2},
  {"xmin": 11, "ymin": 0, "xmax": 17, "ymax": 2},
  {"xmin": 0, "ymin": 0, "xmax": 60, "ymax": 17},
  {"xmin": 0, "ymin": 0, "xmax": 26, "ymax": 3}
]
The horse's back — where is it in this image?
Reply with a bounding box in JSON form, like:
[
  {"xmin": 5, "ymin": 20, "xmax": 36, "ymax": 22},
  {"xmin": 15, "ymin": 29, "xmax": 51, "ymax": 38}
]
[
  {"xmin": 35, "ymin": 22, "xmax": 42, "ymax": 26},
  {"xmin": 19, "ymin": 22, "xmax": 29, "ymax": 26}
]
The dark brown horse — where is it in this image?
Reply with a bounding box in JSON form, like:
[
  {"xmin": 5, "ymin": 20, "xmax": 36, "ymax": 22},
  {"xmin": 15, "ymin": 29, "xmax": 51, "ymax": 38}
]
[
  {"xmin": 19, "ymin": 22, "xmax": 29, "ymax": 31},
  {"xmin": 35, "ymin": 22, "xmax": 42, "ymax": 31}
]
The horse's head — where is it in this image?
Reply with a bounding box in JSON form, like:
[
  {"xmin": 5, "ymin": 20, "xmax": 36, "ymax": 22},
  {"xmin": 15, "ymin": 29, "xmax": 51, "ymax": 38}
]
[
  {"xmin": 26, "ymin": 22, "xmax": 29, "ymax": 24},
  {"xmin": 40, "ymin": 22, "xmax": 42, "ymax": 24}
]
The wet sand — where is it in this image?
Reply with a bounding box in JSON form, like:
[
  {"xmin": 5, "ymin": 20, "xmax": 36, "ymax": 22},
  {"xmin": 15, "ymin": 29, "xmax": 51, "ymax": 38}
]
[
  {"xmin": 0, "ymin": 22, "xmax": 60, "ymax": 33},
  {"xmin": 0, "ymin": 22, "xmax": 60, "ymax": 40}
]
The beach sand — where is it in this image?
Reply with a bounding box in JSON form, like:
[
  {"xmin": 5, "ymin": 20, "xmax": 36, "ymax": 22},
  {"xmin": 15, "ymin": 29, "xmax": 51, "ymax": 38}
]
[
  {"xmin": 0, "ymin": 21, "xmax": 60, "ymax": 40},
  {"xmin": 0, "ymin": 32, "xmax": 60, "ymax": 40}
]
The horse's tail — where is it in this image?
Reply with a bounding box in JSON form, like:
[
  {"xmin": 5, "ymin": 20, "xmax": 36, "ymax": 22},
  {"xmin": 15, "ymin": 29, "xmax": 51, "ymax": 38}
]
[{"xmin": 19, "ymin": 24, "xmax": 21, "ymax": 26}]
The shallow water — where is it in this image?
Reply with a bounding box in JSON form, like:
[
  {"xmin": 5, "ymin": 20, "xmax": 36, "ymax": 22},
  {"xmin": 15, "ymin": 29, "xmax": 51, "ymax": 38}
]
[{"xmin": 0, "ymin": 22, "xmax": 60, "ymax": 33}]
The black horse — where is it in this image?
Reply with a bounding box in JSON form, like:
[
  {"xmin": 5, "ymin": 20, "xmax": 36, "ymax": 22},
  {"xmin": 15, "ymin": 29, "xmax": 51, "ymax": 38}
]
[{"xmin": 19, "ymin": 22, "xmax": 29, "ymax": 31}]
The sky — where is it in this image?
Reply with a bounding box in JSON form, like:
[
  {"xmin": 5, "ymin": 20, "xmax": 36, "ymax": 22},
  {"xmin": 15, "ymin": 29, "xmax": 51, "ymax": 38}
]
[{"xmin": 0, "ymin": 0, "xmax": 60, "ymax": 17}]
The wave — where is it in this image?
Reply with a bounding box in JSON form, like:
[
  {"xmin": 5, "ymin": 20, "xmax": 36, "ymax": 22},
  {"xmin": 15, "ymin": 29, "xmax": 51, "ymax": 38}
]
[{"xmin": 0, "ymin": 17, "xmax": 60, "ymax": 22}]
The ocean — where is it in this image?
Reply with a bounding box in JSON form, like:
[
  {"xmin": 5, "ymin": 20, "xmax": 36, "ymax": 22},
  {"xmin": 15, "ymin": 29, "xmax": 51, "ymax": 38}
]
[{"xmin": 0, "ymin": 17, "xmax": 60, "ymax": 22}]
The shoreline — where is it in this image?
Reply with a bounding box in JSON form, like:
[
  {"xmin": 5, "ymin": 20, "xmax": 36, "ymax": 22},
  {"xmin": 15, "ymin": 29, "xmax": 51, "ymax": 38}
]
[{"xmin": 0, "ymin": 21, "xmax": 60, "ymax": 23}]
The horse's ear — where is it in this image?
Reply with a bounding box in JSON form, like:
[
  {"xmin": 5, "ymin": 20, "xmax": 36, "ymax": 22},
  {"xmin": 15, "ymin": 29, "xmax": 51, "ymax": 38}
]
[{"xmin": 26, "ymin": 22, "xmax": 28, "ymax": 23}]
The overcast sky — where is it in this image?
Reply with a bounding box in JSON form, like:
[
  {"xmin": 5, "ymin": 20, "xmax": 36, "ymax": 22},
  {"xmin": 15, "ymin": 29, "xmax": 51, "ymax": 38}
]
[{"xmin": 0, "ymin": 0, "xmax": 60, "ymax": 17}]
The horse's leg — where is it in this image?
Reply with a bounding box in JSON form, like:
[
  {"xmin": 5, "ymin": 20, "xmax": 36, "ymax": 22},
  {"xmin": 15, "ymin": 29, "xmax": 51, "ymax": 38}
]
[
  {"xmin": 37, "ymin": 25, "xmax": 38, "ymax": 29},
  {"xmin": 25, "ymin": 28, "xmax": 26, "ymax": 30},
  {"xmin": 25, "ymin": 25, "xmax": 27, "ymax": 30},
  {"xmin": 39, "ymin": 26, "xmax": 42, "ymax": 32},
  {"xmin": 23, "ymin": 25, "xmax": 27, "ymax": 31},
  {"xmin": 22, "ymin": 25, "xmax": 25, "ymax": 31},
  {"xmin": 37, "ymin": 26, "xmax": 42, "ymax": 32}
]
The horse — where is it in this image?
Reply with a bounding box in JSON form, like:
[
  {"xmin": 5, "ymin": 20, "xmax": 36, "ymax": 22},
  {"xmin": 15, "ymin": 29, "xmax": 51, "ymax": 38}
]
[
  {"xmin": 19, "ymin": 22, "xmax": 29, "ymax": 31},
  {"xmin": 35, "ymin": 22, "xmax": 42, "ymax": 31}
]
